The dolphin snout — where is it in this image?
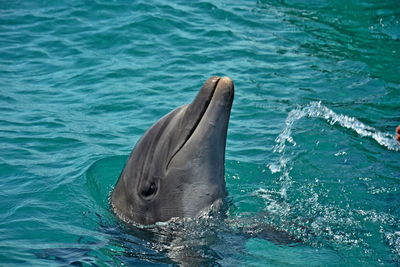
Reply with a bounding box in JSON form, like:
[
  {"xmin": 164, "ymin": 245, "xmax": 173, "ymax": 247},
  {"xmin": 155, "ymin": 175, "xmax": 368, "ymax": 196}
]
[
  {"xmin": 214, "ymin": 76, "xmax": 234, "ymax": 101},
  {"xmin": 219, "ymin": 76, "xmax": 233, "ymax": 86}
]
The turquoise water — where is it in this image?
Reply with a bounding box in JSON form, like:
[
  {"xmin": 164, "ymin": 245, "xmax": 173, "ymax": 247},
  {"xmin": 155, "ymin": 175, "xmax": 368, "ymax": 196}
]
[{"xmin": 1, "ymin": 0, "xmax": 400, "ymax": 265}]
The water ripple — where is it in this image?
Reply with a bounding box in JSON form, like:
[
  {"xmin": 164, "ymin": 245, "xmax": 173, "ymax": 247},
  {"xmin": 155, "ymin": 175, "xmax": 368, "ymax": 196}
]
[{"xmin": 1, "ymin": 0, "xmax": 399, "ymax": 265}]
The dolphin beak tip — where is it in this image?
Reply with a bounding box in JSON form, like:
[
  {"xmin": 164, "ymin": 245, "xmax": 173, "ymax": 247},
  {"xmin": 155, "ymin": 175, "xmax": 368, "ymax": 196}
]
[
  {"xmin": 220, "ymin": 76, "xmax": 233, "ymax": 86},
  {"xmin": 217, "ymin": 76, "xmax": 234, "ymax": 94}
]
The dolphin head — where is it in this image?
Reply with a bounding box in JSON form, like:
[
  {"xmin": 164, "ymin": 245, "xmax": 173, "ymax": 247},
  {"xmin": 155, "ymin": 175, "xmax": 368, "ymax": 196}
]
[{"xmin": 111, "ymin": 76, "xmax": 234, "ymax": 225}]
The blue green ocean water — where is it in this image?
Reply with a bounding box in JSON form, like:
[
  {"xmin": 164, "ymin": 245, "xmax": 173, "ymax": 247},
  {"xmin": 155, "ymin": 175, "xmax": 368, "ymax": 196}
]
[{"xmin": 1, "ymin": 0, "xmax": 400, "ymax": 266}]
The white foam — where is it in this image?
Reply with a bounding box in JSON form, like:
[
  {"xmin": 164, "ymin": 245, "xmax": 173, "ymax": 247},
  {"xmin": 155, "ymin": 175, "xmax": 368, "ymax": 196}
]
[
  {"xmin": 268, "ymin": 101, "xmax": 399, "ymax": 199},
  {"xmin": 277, "ymin": 101, "xmax": 399, "ymax": 152},
  {"xmin": 272, "ymin": 101, "xmax": 399, "ymax": 164}
]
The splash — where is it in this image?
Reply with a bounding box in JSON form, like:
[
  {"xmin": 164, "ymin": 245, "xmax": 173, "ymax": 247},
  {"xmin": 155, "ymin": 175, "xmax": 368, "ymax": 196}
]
[
  {"xmin": 269, "ymin": 101, "xmax": 399, "ymax": 198},
  {"xmin": 385, "ymin": 231, "xmax": 400, "ymax": 259},
  {"xmin": 276, "ymin": 101, "xmax": 399, "ymax": 152}
]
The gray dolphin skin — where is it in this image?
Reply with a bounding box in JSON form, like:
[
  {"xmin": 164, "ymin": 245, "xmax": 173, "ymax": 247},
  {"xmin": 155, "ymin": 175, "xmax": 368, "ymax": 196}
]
[{"xmin": 111, "ymin": 76, "xmax": 234, "ymax": 225}]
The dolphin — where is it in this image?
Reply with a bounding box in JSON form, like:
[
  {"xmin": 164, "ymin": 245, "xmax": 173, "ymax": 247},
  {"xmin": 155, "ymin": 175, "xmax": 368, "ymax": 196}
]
[{"xmin": 111, "ymin": 76, "xmax": 234, "ymax": 225}]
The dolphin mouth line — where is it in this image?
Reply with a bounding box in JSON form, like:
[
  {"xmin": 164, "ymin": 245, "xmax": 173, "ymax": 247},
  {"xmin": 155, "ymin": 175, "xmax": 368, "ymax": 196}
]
[{"xmin": 166, "ymin": 77, "xmax": 221, "ymax": 169}]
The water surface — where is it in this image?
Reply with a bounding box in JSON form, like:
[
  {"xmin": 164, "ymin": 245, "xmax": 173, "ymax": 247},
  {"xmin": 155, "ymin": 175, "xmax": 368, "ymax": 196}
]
[{"xmin": 1, "ymin": 0, "xmax": 399, "ymax": 266}]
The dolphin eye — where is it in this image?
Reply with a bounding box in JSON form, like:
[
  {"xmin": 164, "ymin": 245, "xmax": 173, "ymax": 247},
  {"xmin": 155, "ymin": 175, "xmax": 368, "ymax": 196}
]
[{"xmin": 141, "ymin": 182, "xmax": 157, "ymax": 198}]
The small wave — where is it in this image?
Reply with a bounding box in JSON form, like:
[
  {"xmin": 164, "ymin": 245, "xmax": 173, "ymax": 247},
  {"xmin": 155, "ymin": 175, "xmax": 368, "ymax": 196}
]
[
  {"xmin": 275, "ymin": 101, "xmax": 399, "ymax": 153},
  {"xmin": 85, "ymin": 155, "xmax": 126, "ymax": 209},
  {"xmin": 269, "ymin": 101, "xmax": 399, "ymax": 198}
]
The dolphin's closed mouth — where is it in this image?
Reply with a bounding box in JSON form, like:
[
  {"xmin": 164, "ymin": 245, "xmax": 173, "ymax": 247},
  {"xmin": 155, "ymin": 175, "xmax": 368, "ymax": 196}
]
[
  {"xmin": 111, "ymin": 76, "xmax": 234, "ymax": 225},
  {"xmin": 166, "ymin": 77, "xmax": 221, "ymax": 169}
]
